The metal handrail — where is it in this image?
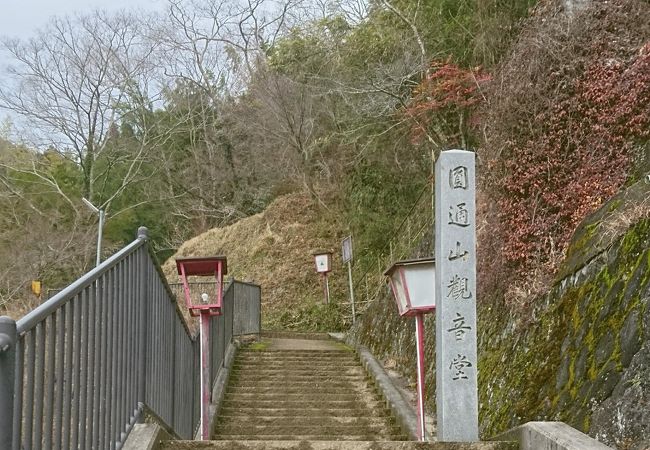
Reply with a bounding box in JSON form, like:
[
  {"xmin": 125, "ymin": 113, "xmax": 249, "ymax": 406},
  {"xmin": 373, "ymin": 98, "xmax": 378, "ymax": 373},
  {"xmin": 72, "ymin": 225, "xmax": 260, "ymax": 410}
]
[
  {"xmin": 17, "ymin": 237, "xmax": 145, "ymax": 335},
  {"xmin": 0, "ymin": 226, "xmax": 262, "ymax": 450}
]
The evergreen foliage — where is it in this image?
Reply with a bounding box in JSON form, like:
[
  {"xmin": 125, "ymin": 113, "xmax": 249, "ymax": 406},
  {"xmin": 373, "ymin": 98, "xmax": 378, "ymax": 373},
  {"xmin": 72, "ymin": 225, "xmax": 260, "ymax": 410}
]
[{"xmin": 0, "ymin": 0, "xmax": 539, "ymax": 314}]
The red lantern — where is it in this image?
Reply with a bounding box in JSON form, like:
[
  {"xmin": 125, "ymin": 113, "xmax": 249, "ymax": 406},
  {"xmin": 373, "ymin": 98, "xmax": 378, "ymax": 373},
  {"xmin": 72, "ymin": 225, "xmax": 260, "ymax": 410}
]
[{"xmin": 175, "ymin": 256, "xmax": 227, "ymax": 317}]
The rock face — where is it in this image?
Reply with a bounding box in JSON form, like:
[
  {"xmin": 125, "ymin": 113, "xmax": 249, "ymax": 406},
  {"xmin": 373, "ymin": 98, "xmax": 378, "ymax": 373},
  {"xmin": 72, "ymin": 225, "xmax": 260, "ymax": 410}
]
[
  {"xmin": 590, "ymin": 345, "xmax": 650, "ymax": 450},
  {"xmin": 348, "ymin": 180, "xmax": 649, "ymax": 449}
]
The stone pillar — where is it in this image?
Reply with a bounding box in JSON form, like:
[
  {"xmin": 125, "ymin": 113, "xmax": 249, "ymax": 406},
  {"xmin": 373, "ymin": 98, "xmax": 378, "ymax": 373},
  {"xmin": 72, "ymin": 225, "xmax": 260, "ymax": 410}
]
[{"xmin": 435, "ymin": 149, "xmax": 479, "ymax": 441}]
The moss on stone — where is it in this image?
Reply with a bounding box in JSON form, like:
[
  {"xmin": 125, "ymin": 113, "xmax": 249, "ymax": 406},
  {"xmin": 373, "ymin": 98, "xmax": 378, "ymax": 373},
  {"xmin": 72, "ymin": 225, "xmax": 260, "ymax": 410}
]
[
  {"xmin": 474, "ymin": 217, "xmax": 650, "ymax": 437},
  {"xmin": 349, "ymin": 203, "xmax": 648, "ymax": 442},
  {"xmin": 246, "ymin": 341, "xmax": 270, "ymax": 351}
]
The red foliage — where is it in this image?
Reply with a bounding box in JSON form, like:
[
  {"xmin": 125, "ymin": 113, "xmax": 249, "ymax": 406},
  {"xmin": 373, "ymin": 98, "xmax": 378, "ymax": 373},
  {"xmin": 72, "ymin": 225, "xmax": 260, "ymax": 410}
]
[
  {"xmin": 496, "ymin": 43, "xmax": 650, "ymax": 274},
  {"xmin": 404, "ymin": 60, "xmax": 491, "ymax": 146}
]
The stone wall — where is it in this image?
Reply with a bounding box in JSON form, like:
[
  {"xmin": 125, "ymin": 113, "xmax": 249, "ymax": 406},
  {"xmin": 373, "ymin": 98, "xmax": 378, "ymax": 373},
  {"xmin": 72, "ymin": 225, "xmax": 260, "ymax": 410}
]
[{"xmin": 347, "ymin": 180, "xmax": 649, "ymax": 449}]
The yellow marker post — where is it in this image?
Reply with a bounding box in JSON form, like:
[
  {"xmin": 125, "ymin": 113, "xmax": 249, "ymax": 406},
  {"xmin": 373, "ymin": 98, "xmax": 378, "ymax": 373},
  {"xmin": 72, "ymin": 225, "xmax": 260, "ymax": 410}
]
[{"xmin": 31, "ymin": 280, "xmax": 42, "ymax": 297}]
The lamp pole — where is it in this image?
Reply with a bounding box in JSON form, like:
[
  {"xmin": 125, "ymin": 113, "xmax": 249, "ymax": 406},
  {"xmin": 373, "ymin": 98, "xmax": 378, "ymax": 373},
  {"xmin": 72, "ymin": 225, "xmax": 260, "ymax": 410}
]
[
  {"xmin": 200, "ymin": 292, "xmax": 211, "ymax": 440},
  {"xmin": 384, "ymin": 257, "xmax": 436, "ymax": 442},
  {"xmin": 82, "ymin": 197, "xmax": 104, "ymax": 267},
  {"xmin": 415, "ymin": 313, "xmax": 426, "ymax": 441}
]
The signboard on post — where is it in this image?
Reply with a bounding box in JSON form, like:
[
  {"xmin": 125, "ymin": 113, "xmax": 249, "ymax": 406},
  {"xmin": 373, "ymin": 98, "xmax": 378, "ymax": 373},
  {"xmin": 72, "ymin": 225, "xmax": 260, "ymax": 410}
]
[
  {"xmin": 314, "ymin": 253, "xmax": 332, "ymax": 273},
  {"xmin": 342, "ymin": 236, "xmax": 353, "ymax": 263},
  {"xmin": 434, "ymin": 149, "xmax": 478, "ymax": 441},
  {"xmin": 313, "ymin": 251, "xmax": 333, "ymax": 304}
]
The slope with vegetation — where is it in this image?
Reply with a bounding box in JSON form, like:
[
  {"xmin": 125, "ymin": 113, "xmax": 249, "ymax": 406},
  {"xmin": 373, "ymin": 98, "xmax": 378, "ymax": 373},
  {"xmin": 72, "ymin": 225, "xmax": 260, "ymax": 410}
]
[
  {"xmin": 162, "ymin": 192, "xmax": 350, "ymax": 331},
  {"xmin": 0, "ymin": 0, "xmax": 536, "ymax": 315},
  {"xmin": 1, "ymin": 0, "xmax": 649, "ymax": 447}
]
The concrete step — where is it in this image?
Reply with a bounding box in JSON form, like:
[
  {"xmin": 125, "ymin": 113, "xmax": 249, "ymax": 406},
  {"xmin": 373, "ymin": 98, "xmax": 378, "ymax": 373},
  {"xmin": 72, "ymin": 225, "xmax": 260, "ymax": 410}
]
[
  {"xmin": 237, "ymin": 350, "xmax": 354, "ymax": 356},
  {"xmin": 223, "ymin": 393, "xmax": 369, "ymax": 403},
  {"xmin": 233, "ymin": 361, "xmax": 359, "ymax": 368},
  {"xmin": 229, "ymin": 383, "xmax": 370, "ymax": 391},
  {"xmin": 229, "ymin": 368, "xmax": 366, "ymax": 376},
  {"xmin": 227, "ymin": 384, "xmax": 371, "ymax": 392},
  {"xmin": 234, "ymin": 352, "xmax": 357, "ymax": 358},
  {"xmin": 221, "ymin": 398, "xmax": 386, "ymax": 410},
  {"xmin": 226, "ymin": 386, "xmax": 375, "ymax": 395},
  {"xmin": 237, "ymin": 350, "xmax": 356, "ymax": 356},
  {"xmin": 232, "ymin": 362, "xmax": 359, "ymax": 368},
  {"xmin": 235, "ymin": 356, "xmax": 357, "ymax": 363},
  {"xmin": 217, "ymin": 416, "xmax": 394, "ymax": 427},
  {"xmin": 218, "ymin": 407, "xmax": 392, "ymax": 418},
  {"xmin": 236, "ymin": 352, "xmax": 356, "ymax": 357},
  {"xmin": 259, "ymin": 331, "xmax": 332, "ymax": 339},
  {"xmin": 160, "ymin": 441, "xmax": 518, "ymax": 450},
  {"xmin": 211, "ymin": 434, "xmax": 409, "ymax": 441},
  {"xmin": 214, "ymin": 423, "xmax": 402, "ymax": 436},
  {"xmin": 230, "ymin": 374, "xmax": 369, "ymax": 386}
]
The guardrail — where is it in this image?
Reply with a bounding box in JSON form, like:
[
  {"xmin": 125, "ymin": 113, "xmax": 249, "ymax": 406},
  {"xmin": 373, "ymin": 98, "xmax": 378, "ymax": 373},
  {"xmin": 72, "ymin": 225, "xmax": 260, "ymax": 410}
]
[{"xmin": 0, "ymin": 226, "xmax": 261, "ymax": 450}]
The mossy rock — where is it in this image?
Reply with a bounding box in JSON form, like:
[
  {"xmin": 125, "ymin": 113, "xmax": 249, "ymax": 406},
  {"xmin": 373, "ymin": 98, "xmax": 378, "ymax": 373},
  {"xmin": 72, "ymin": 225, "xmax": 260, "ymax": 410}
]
[{"xmin": 559, "ymin": 179, "xmax": 650, "ymax": 280}]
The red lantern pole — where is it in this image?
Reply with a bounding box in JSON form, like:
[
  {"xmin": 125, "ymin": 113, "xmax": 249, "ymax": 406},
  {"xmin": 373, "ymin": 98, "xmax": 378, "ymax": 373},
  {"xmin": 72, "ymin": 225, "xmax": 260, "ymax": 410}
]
[
  {"xmin": 415, "ymin": 313, "xmax": 426, "ymax": 441},
  {"xmin": 175, "ymin": 257, "xmax": 227, "ymax": 441},
  {"xmin": 200, "ymin": 311, "xmax": 211, "ymax": 440}
]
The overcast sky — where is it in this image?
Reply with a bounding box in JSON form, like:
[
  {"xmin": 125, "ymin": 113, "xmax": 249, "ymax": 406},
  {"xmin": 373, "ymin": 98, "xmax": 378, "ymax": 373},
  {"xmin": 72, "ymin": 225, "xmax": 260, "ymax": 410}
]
[
  {"xmin": 0, "ymin": 0, "xmax": 167, "ymax": 129},
  {"xmin": 0, "ymin": 0, "xmax": 165, "ymax": 40}
]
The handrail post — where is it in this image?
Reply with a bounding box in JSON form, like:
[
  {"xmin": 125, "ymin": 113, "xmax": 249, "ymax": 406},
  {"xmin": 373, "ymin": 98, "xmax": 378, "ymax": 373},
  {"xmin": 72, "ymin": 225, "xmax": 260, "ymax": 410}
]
[
  {"xmin": 0, "ymin": 316, "xmax": 17, "ymax": 449},
  {"xmin": 136, "ymin": 227, "xmax": 149, "ymax": 416}
]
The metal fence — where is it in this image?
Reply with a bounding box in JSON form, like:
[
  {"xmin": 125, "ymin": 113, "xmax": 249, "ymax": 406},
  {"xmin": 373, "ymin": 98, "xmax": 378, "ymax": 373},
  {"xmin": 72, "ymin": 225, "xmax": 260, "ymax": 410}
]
[
  {"xmin": 0, "ymin": 227, "xmax": 261, "ymax": 450},
  {"xmin": 232, "ymin": 282, "xmax": 262, "ymax": 336},
  {"xmin": 168, "ymin": 281, "xmax": 261, "ymax": 337}
]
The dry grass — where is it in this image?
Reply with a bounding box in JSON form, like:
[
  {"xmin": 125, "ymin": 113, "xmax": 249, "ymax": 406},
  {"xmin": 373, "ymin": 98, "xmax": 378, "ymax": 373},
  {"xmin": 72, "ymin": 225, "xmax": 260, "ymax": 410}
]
[
  {"xmin": 161, "ymin": 191, "xmax": 349, "ymax": 331},
  {"xmin": 599, "ymin": 196, "xmax": 650, "ymax": 246}
]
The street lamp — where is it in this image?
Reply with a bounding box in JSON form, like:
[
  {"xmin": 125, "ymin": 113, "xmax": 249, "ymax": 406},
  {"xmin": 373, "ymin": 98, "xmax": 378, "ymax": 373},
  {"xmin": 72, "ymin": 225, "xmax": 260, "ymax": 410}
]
[
  {"xmin": 82, "ymin": 197, "xmax": 105, "ymax": 267},
  {"xmin": 384, "ymin": 257, "xmax": 435, "ymax": 441},
  {"xmin": 175, "ymin": 256, "xmax": 227, "ymax": 440}
]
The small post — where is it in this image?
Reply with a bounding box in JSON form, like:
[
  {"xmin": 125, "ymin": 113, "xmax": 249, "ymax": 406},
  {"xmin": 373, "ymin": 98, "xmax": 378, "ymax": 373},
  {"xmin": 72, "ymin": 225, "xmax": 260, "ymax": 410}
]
[
  {"xmin": 136, "ymin": 227, "xmax": 149, "ymax": 417},
  {"xmin": 96, "ymin": 209, "xmax": 105, "ymax": 266},
  {"xmin": 347, "ymin": 261, "xmax": 356, "ymax": 324},
  {"xmin": 322, "ymin": 273, "xmax": 330, "ymax": 305},
  {"xmin": 82, "ymin": 197, "xmax": 105, "ymax": 267},
  {"xmin": 341, "ymin": 236, "xmax": 355, "ymax": 324},
  {"xmin": 137, "ymin": 226, "xmax": 148, "ymax": 241},
  {"xmin": 0, "ymin": 316, "xmax": 17, "ymax": 449},
  {"xmin": 415, "ymin": 313, "xmax": 426, "ymax": 441}
]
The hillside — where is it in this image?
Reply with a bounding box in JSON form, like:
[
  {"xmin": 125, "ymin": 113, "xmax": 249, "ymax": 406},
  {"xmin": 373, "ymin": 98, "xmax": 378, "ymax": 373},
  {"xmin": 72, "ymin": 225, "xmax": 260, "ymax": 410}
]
[
  {"xmin": 1, "ymin": 0, "xmax": 647, "ymax": 446},
  {"xmin": 160, "ymin": 1, "xmax": 650, "ymax": 448},
  {"xmin": 162, "ymin": 192, "xmax": 350, "ymax": 331}
]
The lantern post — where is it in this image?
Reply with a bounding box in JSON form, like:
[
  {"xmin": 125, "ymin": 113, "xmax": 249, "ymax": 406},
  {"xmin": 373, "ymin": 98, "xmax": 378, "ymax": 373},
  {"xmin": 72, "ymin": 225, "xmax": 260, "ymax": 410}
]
[
  {"xmin": 384, "ymin": 257, "xmax": 435, "ymax": 441},
  {"xmin": 175, "ymin": 256, "xmax": 227, "ymax": 440}
]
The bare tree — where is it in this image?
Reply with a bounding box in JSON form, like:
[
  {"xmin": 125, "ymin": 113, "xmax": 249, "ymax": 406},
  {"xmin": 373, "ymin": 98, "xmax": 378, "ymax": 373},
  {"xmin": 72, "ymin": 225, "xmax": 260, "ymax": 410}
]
[
  {"xmin": 0, "ymin": 141, "xmax": 98, "ymax": 312},
  {"xmin": 137, "ymin": 0, "xmax": 304, "ymax": 234},
  {"xmin": 0, "ymin": 10, "xmax": 161, "ymax": 212}
]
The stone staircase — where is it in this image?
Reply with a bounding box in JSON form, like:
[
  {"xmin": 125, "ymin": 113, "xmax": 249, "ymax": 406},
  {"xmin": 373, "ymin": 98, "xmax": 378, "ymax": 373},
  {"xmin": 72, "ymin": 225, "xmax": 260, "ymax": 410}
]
[
  {"xmin": 214, "ymin": 339, "xmax": 405, "ymax": 441},
  {"xmin": 158, "ymin": 335, "xmax": 517, "ymax": 450}
]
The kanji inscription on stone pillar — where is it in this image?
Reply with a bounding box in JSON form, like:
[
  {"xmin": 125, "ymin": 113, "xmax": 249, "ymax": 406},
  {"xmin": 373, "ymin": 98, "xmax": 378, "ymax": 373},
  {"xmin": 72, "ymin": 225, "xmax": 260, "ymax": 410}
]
[{"xmin": 435, "ymin": 149, "xmax": 479, "ymax": 441}]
